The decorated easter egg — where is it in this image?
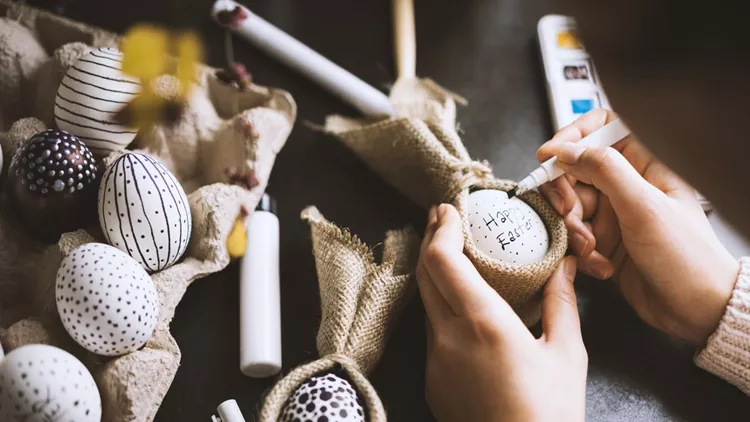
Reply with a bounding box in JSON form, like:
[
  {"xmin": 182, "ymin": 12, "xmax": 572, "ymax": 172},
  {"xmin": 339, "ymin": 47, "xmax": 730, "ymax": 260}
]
[
  {"xmin": 0, "ymin": 344, "xmax": 101, "ymax": 421},
  {"xmin": 54, "ymin": 47, "xmax": 140, "ymax": 156},
  {"xmin": 466, "ymin": 189, "xmax": 549, "ymax": 265},
  {"xmin": 98, "ymin": 152, "xmax": 191, "ymax": 272},
  {"xmin": 6, "ymin": 129, "xmax": 99, "ymax": 241},
  {"xmin": 280, "ymin": 372, "xmax": 365, "ymax": 422},
  {"xmin": 56, "ymin": 243, "xmax": 159, "ymax": 356}
]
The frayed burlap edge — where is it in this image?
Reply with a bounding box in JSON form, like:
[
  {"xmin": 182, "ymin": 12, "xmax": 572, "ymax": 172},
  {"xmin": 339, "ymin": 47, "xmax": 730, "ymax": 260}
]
[
  {"xmin": 325, "ymin": 78, "xmax": 568, "ymax": 325},
  {"xmin": 259, "ymin": 207, "xmax": 420, "ymax": 422}
]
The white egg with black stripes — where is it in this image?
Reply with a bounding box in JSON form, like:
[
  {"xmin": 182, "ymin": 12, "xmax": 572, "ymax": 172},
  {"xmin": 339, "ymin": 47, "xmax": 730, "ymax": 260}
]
[
  {"xmin": 98, "ymin": 152, "xmax": 192, "ymax": 272},
  {"xmin": 54, "ymin": 47, "xmax": 140, "ymax": 156}
]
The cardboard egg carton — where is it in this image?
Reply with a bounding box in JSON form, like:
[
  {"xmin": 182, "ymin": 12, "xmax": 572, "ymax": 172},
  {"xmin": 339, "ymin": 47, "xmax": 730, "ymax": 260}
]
[{"xmin": 0, "ymin": 1, "xmax": 296, "ymax": 420}]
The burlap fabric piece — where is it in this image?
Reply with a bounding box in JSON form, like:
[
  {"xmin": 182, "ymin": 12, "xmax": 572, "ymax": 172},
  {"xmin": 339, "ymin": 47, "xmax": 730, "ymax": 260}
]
[
  {"xmin": 325, "ymin": 78, "xmax": 567, "ymax": 325},
  {"xmin": 0, "ymin": 2, "xmax": 296, "ymax": 420},
  {"xmin": 260, "ymin": 206, "xmax": 420, "ymax": 422}
]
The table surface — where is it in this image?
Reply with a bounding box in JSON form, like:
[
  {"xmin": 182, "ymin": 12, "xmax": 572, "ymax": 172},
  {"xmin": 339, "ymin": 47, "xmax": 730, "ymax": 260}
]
[{"xmin": 30, "ymin": 0, "xmax": 750, "ymax": 420}]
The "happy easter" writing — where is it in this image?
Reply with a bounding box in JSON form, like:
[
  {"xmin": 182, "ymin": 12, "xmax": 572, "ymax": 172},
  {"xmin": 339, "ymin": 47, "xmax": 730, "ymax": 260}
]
[{"xmin": 482, "ymin": 206, "xmax": 534, "ymax": 251}]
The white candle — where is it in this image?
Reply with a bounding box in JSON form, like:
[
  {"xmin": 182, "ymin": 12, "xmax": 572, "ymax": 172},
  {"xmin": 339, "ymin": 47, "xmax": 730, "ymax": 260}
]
[{"xmin": 212, "ymin": 0, "xmax": 395, "ymax": 117}]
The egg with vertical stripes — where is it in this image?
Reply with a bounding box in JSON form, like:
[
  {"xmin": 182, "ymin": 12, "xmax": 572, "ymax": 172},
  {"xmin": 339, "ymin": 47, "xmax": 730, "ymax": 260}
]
[
  {"xmin": 98, "ymin": 152, "xmax": 191, "ymax": 272},
  {"xmin": 54, "ymin": 47, "xmax": 140, "ymax": 156}
]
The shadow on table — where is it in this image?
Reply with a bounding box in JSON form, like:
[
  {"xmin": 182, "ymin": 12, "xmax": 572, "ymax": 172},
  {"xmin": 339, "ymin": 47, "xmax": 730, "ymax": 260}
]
[{"xmin": 575, "ymin": 275, "xmax": 748, "ymax": 422}]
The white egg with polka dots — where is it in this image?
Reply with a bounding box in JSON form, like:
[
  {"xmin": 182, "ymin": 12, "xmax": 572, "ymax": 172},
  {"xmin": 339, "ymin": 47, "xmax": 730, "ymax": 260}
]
[
  {"xmin": 280, "ymin": 372, "xmax": 365, "ymax": 422},
  {"xmin": 0, "ymin": 344, "xmax": 101, "ymax": 421},
  {"xmin": 466, "ymin": 189, "xmax": 549, "ymax": 265},
  {"xmin": 56, "ymin": 243, "xmax": 159, "ymax": 357},
  {"xmin": 98, "ymin": 152, "xmax": 192, "ymax": 272}
]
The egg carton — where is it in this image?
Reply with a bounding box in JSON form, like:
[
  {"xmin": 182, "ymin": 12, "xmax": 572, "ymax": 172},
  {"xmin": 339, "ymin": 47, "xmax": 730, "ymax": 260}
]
[{"xmin": 0, "ymin": 2, "xmax": 296, "ymax": 421}]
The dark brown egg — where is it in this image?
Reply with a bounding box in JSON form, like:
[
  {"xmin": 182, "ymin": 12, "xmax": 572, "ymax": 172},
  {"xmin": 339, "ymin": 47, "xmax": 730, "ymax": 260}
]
[{"xmin": 7, "ymin": 129, "xmax": 98, "ymax": 241}]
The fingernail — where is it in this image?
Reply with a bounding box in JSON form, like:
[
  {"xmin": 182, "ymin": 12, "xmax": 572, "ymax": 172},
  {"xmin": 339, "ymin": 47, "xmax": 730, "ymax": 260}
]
[
  {"xmin": 564, "ymin": 257, "xmax": 577, "ymax": 279},
  {"xmin": 428, "ymin": 206, "xmax": 437, "ymax": 223},
  {"xmin": 546, "ymin": 189, "xmax": 564, "ymax": 214},
  {"xmin": 592, "ymin": 260, "xmax": 613, "ymax": 280},
  {"xmin": 571, "ymin": 232, "xmax": 589, "ymax": 256},
  {"xmin": 558, "ymin": 143, "xmax": 586, "ymax": 166},
  {"xmin": 436, "ymin": 203, "xmax": 449, "ymax": 220}
]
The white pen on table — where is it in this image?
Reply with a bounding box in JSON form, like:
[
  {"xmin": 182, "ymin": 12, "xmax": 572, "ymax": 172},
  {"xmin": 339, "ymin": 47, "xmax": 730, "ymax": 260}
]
[{"xmin": 508, "ymin": 118, "xmax": 631, "ymax": 198}]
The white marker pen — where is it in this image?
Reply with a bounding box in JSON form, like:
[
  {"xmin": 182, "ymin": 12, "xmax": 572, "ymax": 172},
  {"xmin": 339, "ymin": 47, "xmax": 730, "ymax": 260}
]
[
  {"xmin": 510, "ymin": 118, "xmax": 631, "ymax": 197},
  {"xmin": 210, "ymin": 399, "xmax": 246, "ymax": 422},
  {"xmin": 240, "ymin": 193, "xmax": 281, "ymax": 378},
  {"xmin": 211, "ymin": 0, "xmax": 395, "ymax": 117}
]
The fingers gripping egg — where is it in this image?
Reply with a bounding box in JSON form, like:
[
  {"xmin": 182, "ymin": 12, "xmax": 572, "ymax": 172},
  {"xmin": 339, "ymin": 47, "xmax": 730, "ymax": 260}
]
[
  {"xmin": 98, "ymin": 152, "xmax": 192, "ymax": 272},
  {"xmin": 56, "ymin": 243, "xmax": 159, "ymax": 356}
]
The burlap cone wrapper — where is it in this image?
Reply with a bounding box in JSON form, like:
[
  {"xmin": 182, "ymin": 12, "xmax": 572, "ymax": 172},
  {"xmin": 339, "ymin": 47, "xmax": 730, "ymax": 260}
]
[
  {"xmin": 259, "ymin": 206, "xmax": 420, "ymax": 422},
  {"xmin": 0, "ymin": 2, "xmax": 296, "ymax": 420},
  {"xmin": 325, "ymin": 78, "xmax": 567, "ymax": 325}
]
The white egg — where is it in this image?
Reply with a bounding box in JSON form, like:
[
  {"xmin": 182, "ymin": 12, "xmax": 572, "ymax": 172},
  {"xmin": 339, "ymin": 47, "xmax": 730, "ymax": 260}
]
[
  {"xmin": 280, "ymin": 373, "xmax": 365, "ymax": 422},
  {"xmin": 466, "ymin": 189, "xmax": 549, "ymax": 265},
  {"xmin": 56, "ymin": 243, "xmax": 159, "ymax": 356},
  {"xmin": 98, "ymin": 152, "xmax": 192, "ymax": 272},
  {"xmin": 0, "ymin": 344, "xmax": 101, "ymax": 421},
  {"xmin": 54, "ymin": 47, "xmax": 140, "ymax": 156}
]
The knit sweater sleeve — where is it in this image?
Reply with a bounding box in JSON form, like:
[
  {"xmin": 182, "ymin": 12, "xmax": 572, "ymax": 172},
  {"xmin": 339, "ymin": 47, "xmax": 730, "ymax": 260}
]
[{"xmin": 695, "ymin": 257, "xmax": 750, "ymax": 395}]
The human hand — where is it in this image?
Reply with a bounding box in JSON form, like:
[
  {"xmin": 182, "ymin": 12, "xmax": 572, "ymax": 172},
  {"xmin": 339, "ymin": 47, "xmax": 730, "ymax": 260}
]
[
  {"xmin": 537, "ymin": 109, "xmax": 740, "ymax": 345},
  {"xmin": 417, "ymin": 204, "xmax": 587, "ymax": 422}
]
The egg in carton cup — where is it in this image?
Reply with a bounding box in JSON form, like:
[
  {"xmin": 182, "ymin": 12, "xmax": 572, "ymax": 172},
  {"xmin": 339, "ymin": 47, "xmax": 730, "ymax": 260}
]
[
  {"xmin": 259, "ymin": 206, "xmax": 420, "ymax": 422},
  {"xmin": 0, "ymin": 1, "xmax": 296, "ymax": 421},
  {"xmin": 324, "ymin": 78, "xmax": 567, "ymax": 325}
]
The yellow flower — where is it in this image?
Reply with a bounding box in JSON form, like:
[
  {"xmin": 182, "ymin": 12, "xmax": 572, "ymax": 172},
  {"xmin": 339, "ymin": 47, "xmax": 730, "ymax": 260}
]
[
  {"xmin": 227, "ymin": 213, "xmax": 248, "ymax": 258},
  {"xmin": 117, "ymin": 25, "xmax": 204, "ymax": 129}
]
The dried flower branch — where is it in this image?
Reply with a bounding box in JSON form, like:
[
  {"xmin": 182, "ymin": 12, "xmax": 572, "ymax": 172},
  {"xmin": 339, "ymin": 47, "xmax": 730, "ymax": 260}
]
[
  {"xmin": 216, "ymin": 6, "xmax": 248, "ymax": 28},
  {"xmin": 225, "ymin": 167, "xmax": 260, "ymax": 190}
]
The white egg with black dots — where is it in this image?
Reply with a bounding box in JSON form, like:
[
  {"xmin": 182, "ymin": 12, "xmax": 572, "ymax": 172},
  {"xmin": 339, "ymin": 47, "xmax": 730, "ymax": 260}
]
[
  {"xmin": 54, "ymin": 47, "xmax": 140, "ymax": 156},
  {"xmin": 280, "ymin": 372, "xmax": 365, "ymax": 422},
  {"xmin": 56, "ymin": 243, "xmax": 159, "ymax": 356},
  {"xmin": 0, "ymin": 344, "xmax": 101, "ymax": 421},
  {"xmin": 466, "ymin": 189, "xmax": 549, "ymax": 265},
  {"xmin": 98, "ymin": 152, "xmax": 192, "ymax": 272}
]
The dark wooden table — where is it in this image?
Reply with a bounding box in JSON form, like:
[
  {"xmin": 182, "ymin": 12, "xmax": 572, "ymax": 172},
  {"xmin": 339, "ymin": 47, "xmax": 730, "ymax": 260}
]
[{"xmin": 31, "ymin": 0, "xmax": 750, "ymax": 420}]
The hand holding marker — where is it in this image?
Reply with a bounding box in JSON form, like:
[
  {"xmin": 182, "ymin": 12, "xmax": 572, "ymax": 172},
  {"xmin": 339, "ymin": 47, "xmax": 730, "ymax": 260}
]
[{"xmin": 508, "ymin": 118, "xmax": 631, "ymax": 198}]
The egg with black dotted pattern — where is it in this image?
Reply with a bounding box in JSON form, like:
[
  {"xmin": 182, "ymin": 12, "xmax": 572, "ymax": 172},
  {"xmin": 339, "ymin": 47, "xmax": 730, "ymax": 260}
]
[
  {"xmin": 7, "ymin": 129, "xmax": 99, "ymax": 241},
  {"xmin": 280, "ymin": 372, "xmax": 365, "ymax": 422},
  {"xmin": 98, "ymin": 152, "xmax": 192, "ymax": 273},
  {"xmin": 55, "ymin": 243, "xmax": 159, "ymax": 357},
  {"xmin": 467, "ymin": 189, "xmax": 549, "ymax": 265},
  {"xmin": 0, "ymin": 344, "xmax": 101, "ymax": 421}
]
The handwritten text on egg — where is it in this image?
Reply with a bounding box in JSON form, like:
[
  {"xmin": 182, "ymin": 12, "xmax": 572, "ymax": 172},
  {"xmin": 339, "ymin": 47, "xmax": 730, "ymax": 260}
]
[{"xmin": 482, "ymin": 206, "xmax": 534, "ymax": 250}]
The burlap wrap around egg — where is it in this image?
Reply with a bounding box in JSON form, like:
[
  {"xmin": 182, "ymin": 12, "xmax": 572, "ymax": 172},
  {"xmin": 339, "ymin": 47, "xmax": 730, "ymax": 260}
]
[
  {"xmin": 260, "ymin": 206, "xmax": 420, "ymax": 422},
  {"xmin": 325, "ymin": 78, "xmax": 567, "ymax": 325},
  {"xmin": 0, "ymin": 2, "xmax": 295, "ymax": 421}
]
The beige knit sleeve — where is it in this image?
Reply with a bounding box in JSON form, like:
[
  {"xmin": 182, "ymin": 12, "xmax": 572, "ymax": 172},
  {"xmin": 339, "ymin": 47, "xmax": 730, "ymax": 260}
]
[{"xmin": 695, "ymin": 257, "xmax": 750, "ymax": 395}]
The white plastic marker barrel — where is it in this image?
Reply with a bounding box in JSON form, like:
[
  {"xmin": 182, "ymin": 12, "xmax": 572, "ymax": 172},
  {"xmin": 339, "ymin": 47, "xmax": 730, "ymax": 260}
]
[
  {"xmin": 211, "ymin": 0, "xmax": 395, "ymax": 117},
  {"xmin": 210, "ymin": 399, "xmax": 246, "ymax": 422},
  {"xmin": 239, "ymin": 193, "xmax": 281, "ymax": 378}
]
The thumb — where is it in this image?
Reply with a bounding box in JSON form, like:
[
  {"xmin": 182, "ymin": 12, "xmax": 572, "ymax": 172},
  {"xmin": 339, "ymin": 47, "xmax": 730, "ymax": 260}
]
[
  {"xmin": 542, "ymin": 257, "xmax": 582, "ymax": 347},
  {"xmin": 556, "ymin": 143, "xmax": 661, "ymax": 211}
]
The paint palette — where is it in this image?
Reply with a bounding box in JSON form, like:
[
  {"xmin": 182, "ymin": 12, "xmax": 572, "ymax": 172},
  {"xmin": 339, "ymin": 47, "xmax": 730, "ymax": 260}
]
[{"xmin": 538, "ymin": 15, "xmax": 610, "ymax": 130}]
